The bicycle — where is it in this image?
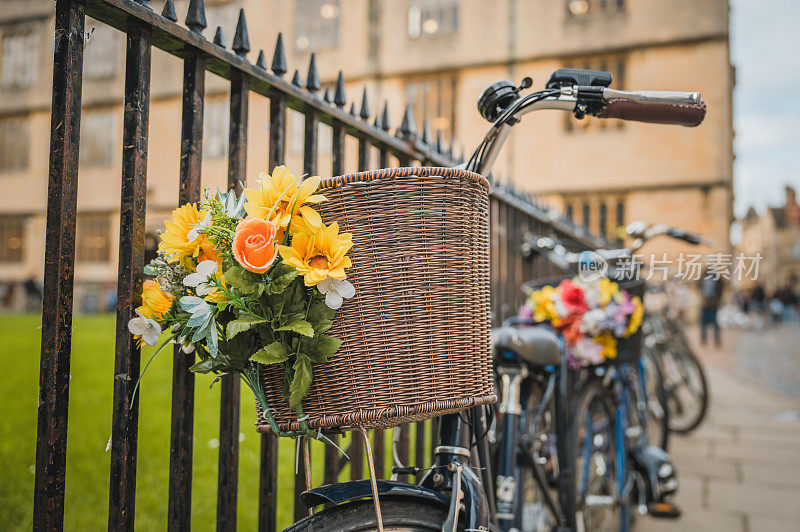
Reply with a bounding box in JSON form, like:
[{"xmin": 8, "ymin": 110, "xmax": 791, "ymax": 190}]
[{"xmin": 285, "ymin": 68, "xmax": 705, "ymax": 531}]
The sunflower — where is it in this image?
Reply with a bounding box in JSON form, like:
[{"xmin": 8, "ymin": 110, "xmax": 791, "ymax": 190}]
[
  {"xmin": 158, "ymin": 204, "xmax": 218, "ymax": 268},
  {"xmin": 624, "ymin": 296, "xmax": 644, "ymax": 337},
  {"xmin": 599, "ymin": 278, "xmax": 619, "ymax": 307},
  {"xmin": 531, "ymin": 285, "xmax": 559, "ymax": 324},
  {"xmin": 593, "ymin": 331, "xmax": 618, "ymax": 360},
  {"xmin": 278, "ymin": 221, "xmax": 353, "ymax": 286},
  {"xmin": 138, "ymin": 279, "xmax": 172, "ymax": 321},
  {"xmin": 244, "ymin": 165, "xmax": 326, "ymax": 235}
]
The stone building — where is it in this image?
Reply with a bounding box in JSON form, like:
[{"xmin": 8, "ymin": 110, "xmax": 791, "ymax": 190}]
[
  {"xmin": 0, "ymin": 0, "xmax": 733, "ymax": 310},
  {"xmin": 738, "ymin": 187, "xmax": 800, "ymax": 293}
]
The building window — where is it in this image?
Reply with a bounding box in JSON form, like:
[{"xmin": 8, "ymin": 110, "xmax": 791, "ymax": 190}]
[
  {"xmin": 1, "ymin": 32, "xmax": 39, "ymax": 90},
  {"xmin": 295, "ymin": 0, "xmax": 340, "ymax": 51},
  {"xmin": 76, "ymin": 214, "xmax": 110, "ymax": 263},
  {"xmin": 565, "ymin": 204, "xmax": 574, "ymax": 222},
  {"xmin": 566, "ymin": 0, "xmax": 625, "ymax": 17},
  {"xmin": 408, "ymin": 0, "xmax": 460, "ymax": 39},
  {"xmin": 0, "ymin": 116, "xmax": 30, "ymax": 172},
  {"xmin": 405, "ymin": 74, "xmax": 457, "ymax": 139},
  {"xmin": 582, "ymin": 202, "xmax": 591, "ymax": 229},
  {"xmin": 564, "ymin": 56, "xmax": 626, "ymax": 132},
  {"xmin": 84, "ymin": 24, "xmax": 120, "ymax": 80},
  {"xmin": 598, "ymin": 202, "xmax": 607, "ymax": 238},
  {"xmin": 615, "ymin": 198, "xmax": 625, "ymax": 243},
  {"xmin": 204, "ymin": 98, "xmax": 229, "ymax": 160},
  {"xmin": 80, "ymin": 109, "xmax": 117, "ymax": 167},
  {"xmin": 0, "ymin": 216, "xmax": 25, "ymax": 262}
]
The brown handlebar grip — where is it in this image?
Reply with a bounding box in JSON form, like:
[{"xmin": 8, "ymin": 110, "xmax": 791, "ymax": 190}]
[{"xmin": 597, "ymin": 99, "xmax": 706, "ymax": 127}]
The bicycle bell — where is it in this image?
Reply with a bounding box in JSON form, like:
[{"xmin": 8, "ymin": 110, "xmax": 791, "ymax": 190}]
[{"xmin": 477, "ymin": 77, "xmax": 533, "ymax": 122}]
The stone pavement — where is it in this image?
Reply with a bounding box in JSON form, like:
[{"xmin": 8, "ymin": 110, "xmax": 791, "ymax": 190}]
[{"xmin": 638, "ymin": 325, "xmax": 800, "ymax": 532}]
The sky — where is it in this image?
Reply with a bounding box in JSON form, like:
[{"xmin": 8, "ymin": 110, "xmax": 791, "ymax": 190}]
[{"xmin": 730, "ymin": 0, "xmax": 800, "ymax": 217}]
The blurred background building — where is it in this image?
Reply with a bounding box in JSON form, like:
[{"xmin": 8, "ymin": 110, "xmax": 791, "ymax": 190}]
[{"xmin": 0, "ymin": 0, "xmax": 733, "ymax": 311}]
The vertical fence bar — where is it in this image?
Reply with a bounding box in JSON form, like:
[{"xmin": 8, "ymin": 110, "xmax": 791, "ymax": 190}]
[
  {"xmin": 169, "ymin": 52, "xmax": 206, "ymax": 531},
  {"xmin": 357, "ymin": 136, "xmax": 370, "ymax": 172},
  {"xmin": 397, "ymin": 424, "xmax": 410, "ymax": 482},
  {"xmin": 108, "ymin": 17, "xmax": 152, "ymax": 532},
  {"xmin": 33, "ymin": 1, "xmax": 85, "ymax": 528},
  {"xmin": 430, "ymin": 417, "xmax": 439, "ymax": 463},
  {"xmin": 216, "ymin": 70, "xmax": 249, "ymax": 532},
  {"xmin": 350, "ymin": 431, "xmax": 363, "ymax": 481},
  {"xmin": 294, "ymin": 106, "xmax": 319, "ymax": 520},
  {"xmin": 258, "ymin": 90, "xmax": 286, "ymax": 532},
  {"xmin": 414, "ymin": 422, "xmax": 425, "ymax": 468},
  {"xmin": 373, "ymin": 430, "xmax": 385, "ymax": 478}
]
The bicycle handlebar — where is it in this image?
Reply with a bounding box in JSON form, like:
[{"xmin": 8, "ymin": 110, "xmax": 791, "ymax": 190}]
[{"xmin": 597, "ymin": 97, "xmax": 707, "ymax": 127}]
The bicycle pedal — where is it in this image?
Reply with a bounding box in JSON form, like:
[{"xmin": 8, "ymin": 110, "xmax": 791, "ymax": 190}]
[{"xmin": 648, "ymin": 502, "xmax": 681, "ymax": 519}]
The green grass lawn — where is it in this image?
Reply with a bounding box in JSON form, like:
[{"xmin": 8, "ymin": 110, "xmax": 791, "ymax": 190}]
[{"xmin": 0, "ymin": 313, "xmax": 386, "ymax": 531}]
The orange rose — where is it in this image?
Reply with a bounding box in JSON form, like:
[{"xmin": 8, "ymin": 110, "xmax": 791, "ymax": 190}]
[{"xmin": 232, "ymin": 217, "xmax": 279, "ymax": 273}]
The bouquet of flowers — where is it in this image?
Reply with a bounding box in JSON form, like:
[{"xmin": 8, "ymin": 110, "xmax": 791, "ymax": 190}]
[
  {"xmin": 128, "ymin": 166, "xmax": 353, "ymax": 440},
  {"xmin": 519, "ymin": 277, "xmax": 643, "ymax": 367}
]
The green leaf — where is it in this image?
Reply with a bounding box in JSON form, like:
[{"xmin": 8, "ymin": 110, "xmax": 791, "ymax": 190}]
[
  {"xmin": 189, "ymin": 358, "xmax": 218, "ymax": 373},
  {"xmin": 251, "ymin": 342, "xmax": 290, "ymax": 365},
  {"xmin": 307, "ymin": 300, "xmax": 336, "ymax": 333},
  {"xmin": 305, "ymin": 334, "xmax": 342, "ymax": 363},
  {"xmin": 266, "ymin": 263, "xmax": 299, "ymax": 294},
  {"xmin": 289, "ymin": 356, "xmax": 313, "ymax": 408},
  {"xmin": 223, "ymin": 266, "xmax": 262, "ymax": 295},
  {"xmin": 276, "ymin": 319, "xmax": 314, "ymax": 337},
  {"xmin": 226, "ymin": 316, "xmax": 267, "ymax": 340}
]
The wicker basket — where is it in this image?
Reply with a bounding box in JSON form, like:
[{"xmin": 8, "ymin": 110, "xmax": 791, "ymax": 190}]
[{"xmin": 256, "ymin": 167, "xmax": 496, "ymax": 433}]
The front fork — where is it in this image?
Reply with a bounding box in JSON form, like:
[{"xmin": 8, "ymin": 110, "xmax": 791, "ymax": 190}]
[
  {"xmin": 418, "ymin": 413, "xmax": 492, "ymax": 531},
  {"xmin": 495, "ymin": 365, "xmax": 528, "ymax": 530}
]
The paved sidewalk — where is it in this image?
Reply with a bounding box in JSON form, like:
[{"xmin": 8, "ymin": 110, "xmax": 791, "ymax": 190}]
[{"xmin": 638, "ymin": 325, "xmax": 800, "ymax": 532}]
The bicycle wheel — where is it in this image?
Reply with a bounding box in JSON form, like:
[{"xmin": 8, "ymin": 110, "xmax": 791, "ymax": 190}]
[
  {"xmin": 516, "ymin": 376, "xmax": 559, "ymax": 532},
  {"xmin": 283, "ymin": 496, "xmax": 452, "ymax": 531},
  {"xmin": 658, "ymin": 340, "xmax": 708, "ymax": 433},
  {"xmin": 569, "ymin": 380, "xmax": 627, "ymax": 532},
  {"xmin": 627, "ymin": 351, "xmax": 670, "ymax": 451}
]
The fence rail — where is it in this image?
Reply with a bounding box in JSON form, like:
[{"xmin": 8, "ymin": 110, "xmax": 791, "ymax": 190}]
[{"xmin": 34, "ymin": 0, "xmax": 600, "ymax": 530}]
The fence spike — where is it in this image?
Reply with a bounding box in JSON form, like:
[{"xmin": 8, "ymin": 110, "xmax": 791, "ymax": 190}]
[
  {"xmin": 255, "ymin": 50, "xmax": 267, "ymax": 69},
  {"xmin": 322, "ymin": 86, "xmax": 332, "ymax": 103},
  {"xmin": 421, "ymin": 118, "xmax": 432, "ymax": 145},
  {"xmin": 186, "ymin": 0, "xmax": 207, "ymax": 34},
  {"xmin": 359, "ymin": 88, "xmax": 370, "ymax": 120},
  {"xmin": 381, "ymin": 102, "xmax": 391, "ymax": 131},
  {"xmin": 135, "ymin": 0, "xmax": 152, "ymax": 10},
  {"xmin": 373, "ymin": 113, "xmax": 383, "ymax": 129},
  {"xmin": 399, "ymin": 104, "xmax": 417, "ymax": 138},
  {"xmin": 306, "ymin": 53, "xmax": 321, "ymax": 92},
  {"xmin": 213, "ymin": 26, "xmax": 226, "ymax": 47},
  {"xmin": 349, "ymin": 102, "xmax": 357, "ymax": 116},
  {"xmin": 291, "ymin": 69, "xmax": 303, "ymax": 87},
  {"xmin": 161, "ymin": 0, "xmax": 178, "ymax": 22},
  {"xmin": 447, "ymin": 138, "xmax": 454, "ymax": 160},
  {"xmin": 334, "ymin": 71, "xmax": 346, "ymax": 108},
  {"xmin": 436, "ymin": 129, "xmax": 445, "ymax": 153},
  {"xmin": 232, "ymin": 8, "xmax": 250, "ymax": 56},
  {"xmin": 271, "ymin": 33, "xmax": 287, "ymax": 76}
]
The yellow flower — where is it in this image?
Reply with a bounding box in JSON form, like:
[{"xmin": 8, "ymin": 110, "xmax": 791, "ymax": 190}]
[
  {"xmin": 599, "ymin": 278, "xmax": 619, "ymax": 307},
  {"xmin": 594, "ymin": 331, "xmax": 618, "ymax": 360},
  {"xmin": 158, "ymin": 204, "xmax": 218, "ymax": 266},
  {"xmin": 138, "ymin": 279, "xmax": 172, "ymax": 321},
  {"xmin": 278, "ymin": 221, "xmax": 353, "ymax": 286},
  {"xmin": 624, "ymin": 296, "xmax": 644, "ymax": 337},
  {"xmin": 244, "ymin": 166, "xmax": 326, "ymax": 235},
  {"xmin": 531, "ymin": 285, "xmax": 559, "ymax": 324}
]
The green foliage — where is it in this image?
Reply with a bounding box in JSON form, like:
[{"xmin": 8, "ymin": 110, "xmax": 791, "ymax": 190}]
[
  {"xmin": 226, "ymin": 315, "xmax": 267, "ymax": 340},
  {"xmin": 288, "ymin": 356, "xmax": 313, "ymax": 409},
  {"xmin": 276, "ymin": 318, "xmax": 314, "ymax": 337},
  {"xmin": 251, "ymin": 342, "xmax": 289, "ymax": 365},
  {"xmin": 223, "ymin": 266, "xmax": 264, "ymax": 297},
  {"xmin": 264, "ymin": 262, "xmax": 299, "ymax": 295},
  {"xmin": 304, "ymin": 334, "xmax": 342, "ymax": 364}
]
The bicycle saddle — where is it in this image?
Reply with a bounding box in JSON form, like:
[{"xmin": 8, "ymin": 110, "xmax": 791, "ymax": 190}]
[{"xmin": 492, "ymin": 326, "xmax": 561, "ymax": 367}]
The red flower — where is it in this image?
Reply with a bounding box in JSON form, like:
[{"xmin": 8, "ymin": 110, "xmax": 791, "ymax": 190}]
[
  {"xmin": 562, "ymin": 317, "xmax": 584, "ymax": 347},
  {"xmin": 558, "ymin": 279, "xmax": 588, "ymax": 316}
]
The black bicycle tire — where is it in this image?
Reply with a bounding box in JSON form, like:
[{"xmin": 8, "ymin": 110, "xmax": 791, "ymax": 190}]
[
  {"xmin": 568, "ymin": 379, "xmax": 629, "ymax": 532},
  {"xmin": 640, "ymin": 348, "xmax": 671, "ymax": 451},
  {"xmin": 660, "ymin": 340, "xmax": 709, "ymax": 433},
  {"xmin": 282, "ymin": 496, "xmax": 453, "ymax": 531}
]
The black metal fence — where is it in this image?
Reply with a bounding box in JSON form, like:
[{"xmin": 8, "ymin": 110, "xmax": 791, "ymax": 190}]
[{"xmin": 34, "ymin": 0, "xmax": 599, "ymax": 529}]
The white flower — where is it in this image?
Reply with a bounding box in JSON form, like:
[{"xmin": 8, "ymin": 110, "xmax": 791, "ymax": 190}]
[
  {"xmin": 170, "ymin": 335, "xmax": 196, "ymax": 354},
  {"xmin": 183, "ymin": 260, "xmax": 219, "ymax": 296},
  {"xmin": 580, "ymin": 309, "xmax": 606, "ymax": 336},
  {"xmin": 127, "ymin": 309, "xmax": 161, "ymax": 346},
  {"xmin": 187, "ymin": 211, "xmax": 212, "ymax": 242},
  {"xmin": 317, "ymin": 277, "xmax": 355, "ymax": 310}
]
